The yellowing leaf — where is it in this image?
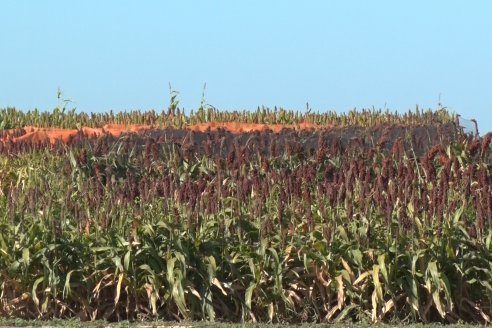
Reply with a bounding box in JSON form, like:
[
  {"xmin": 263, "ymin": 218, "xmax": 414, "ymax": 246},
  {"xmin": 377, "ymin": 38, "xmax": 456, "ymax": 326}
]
[
  {"xmin": 341, "ymin": 258, "xmax": 355, "ymax": 282},
  {"xmin": 353, "ymin": 271, "xmax": 370, "ymax": 287},
  {"xmin": 372, "ymin": 265, "xmax": 383, "ymax": 301},
  {"xmin": 114, "ymin": 273, "xmax": 124, "ymax": 306},
  {"xmin": 377, "ymin": 254, "xmax": 388, "ymax": 284}
]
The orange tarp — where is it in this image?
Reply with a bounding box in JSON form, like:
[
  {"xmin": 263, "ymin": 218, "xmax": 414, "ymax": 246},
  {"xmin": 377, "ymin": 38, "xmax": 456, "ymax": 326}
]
[
  {"xmin": 0, "ymin": 122, "xmax": 321, "ymax": 145},
  {"xmin": 188, "ymin": 122, "xmax": 319, "ymax": 133}
]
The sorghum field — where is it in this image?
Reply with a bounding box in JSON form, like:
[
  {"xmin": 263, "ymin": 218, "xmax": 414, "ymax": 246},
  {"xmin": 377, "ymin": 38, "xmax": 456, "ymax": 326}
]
[{"xmin": 0, "ymin": 106, "xmax": 491, "ymax": 324}]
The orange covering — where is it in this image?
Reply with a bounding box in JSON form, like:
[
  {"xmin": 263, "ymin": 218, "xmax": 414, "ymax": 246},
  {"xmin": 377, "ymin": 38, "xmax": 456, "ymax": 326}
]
[{"xmin": 0, "ymin": 122, "xmax": 321, "ymax": 145}]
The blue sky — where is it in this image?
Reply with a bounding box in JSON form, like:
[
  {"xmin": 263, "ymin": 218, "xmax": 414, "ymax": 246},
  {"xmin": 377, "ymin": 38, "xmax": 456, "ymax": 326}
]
[{"xmin": 1, "ymin": 1, "xmax": 491, "ymax": 132}]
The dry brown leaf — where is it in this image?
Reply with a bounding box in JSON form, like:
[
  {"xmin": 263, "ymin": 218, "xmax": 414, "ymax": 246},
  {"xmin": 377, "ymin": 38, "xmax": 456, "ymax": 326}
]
[
  {"xmin": 371, "ymin": 289, "xmax": 378, "ymax": 322},
  {"xmin": 463, "ymin": 298, "xmax": 491, "ymax": 323},
  {"xmin": 212, "ymin": 277, "xmax": 228, "ymax": 296},
  {"xmin": 336, "ymin": 274, "xmax": 345, "ymax": 310},
  {"xmin": 341, "ymin": 258, "xmax": 355, "ymax": 282}
]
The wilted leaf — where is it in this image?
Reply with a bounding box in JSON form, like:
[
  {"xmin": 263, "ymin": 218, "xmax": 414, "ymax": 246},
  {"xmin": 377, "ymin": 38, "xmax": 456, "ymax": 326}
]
[{"xmin": 114, "ymin": 273, "xmax": 124, "ymax": 306}]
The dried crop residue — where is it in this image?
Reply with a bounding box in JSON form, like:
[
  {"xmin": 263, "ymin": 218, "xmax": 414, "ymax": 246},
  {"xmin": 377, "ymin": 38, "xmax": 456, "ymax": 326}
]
[{"xmin": 0, "ymin": 122, "xmax": 321, "ymax": 144}]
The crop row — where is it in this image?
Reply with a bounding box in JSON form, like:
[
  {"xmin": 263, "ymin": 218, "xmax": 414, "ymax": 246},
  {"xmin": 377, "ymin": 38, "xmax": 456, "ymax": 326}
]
[
  {"xmin": 0, "ymin": 133, "xmax": 490, "ymax": 322},
  {"xmin": 0, "ymin": 108, "xmax": 491, "ymax": 323},
  {"xmin": 0, "ymin": 106, "xmax": 455, "ymax": 130}
]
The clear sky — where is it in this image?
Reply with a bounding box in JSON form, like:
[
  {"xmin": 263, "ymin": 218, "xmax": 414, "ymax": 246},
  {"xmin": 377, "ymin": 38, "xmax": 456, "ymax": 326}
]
[{"xmin": 1, "ymin": 1, "xmax": 491, "ymax": 132}]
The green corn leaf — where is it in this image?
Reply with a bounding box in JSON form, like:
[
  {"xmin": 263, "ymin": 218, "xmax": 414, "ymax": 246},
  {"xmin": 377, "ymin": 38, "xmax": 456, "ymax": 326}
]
[
  {"xmin": 337, "ymin": 226, "xmax": 349, "ymax": 242},
  {"xmin": 440, "ymin": 272, "xmax": 453, "ymax": 311},
  {"xmin": 453, "ymin": 202, "xmax": 465, "ymax": 224},
  {"xmin": 123, "ymin": 250, "xmax": 131, "ymax": 272},
  {"xmin": 22, "ymin": 248, "xmax": 30, "ymax": 266},
  {"xmin": 167, "ymin": 257, "xmax": 176, "ymax": 284},
  {"xmin": 351, "ymin": 249, "xmax": 363, "ymax": 267},
  {"xmin": 0, "ymin": 234, "xmax": 10, "ymax": 261},
  {"xmin": 432, "ymin": 289, "xmax": 446, "ymax": 318},
  {"xmin": 427, "ymin": 261, "xmax": 440, "ymax": 291},
  {"xmin": 481, "ymin": 280, "xmax": 492, "ymax": 293},
  {"xmin": 32, "ymin": 276, "xmax": 45, "ymax": 307},
  {"xmin": 63, "ymin": 269, "xmax": 79, "ymax": 299},
  {"xmin": 268, "ymin": 247, "xmax": 279, "ymax": 266},
  {"xmin": 408, "ymin": 277, "xmax": 419, "ymax": 313},
  {"xmin": 112, "ymin": 256, "xmax": 123, "ymax": 272},
  {"xmin": 173, "ymin": 283, "xmax": 188, "ymax": 318},
  {"xmin": 245, "ymin": 282, "xmax": 256, "ymax": 312},
  {"xmin": 206, "ymin": 255, "xmax": 217, "ymax": 280},
  {"xmin": 335, "ymin": 304, "xmax": 358, "ymax": 323},
  {"xmin": 92, "ymin": 246, "xmax": 114, "ymax": 252},
  {"xmin": 139, "ymin": 264, "xmax": 154, "ymax": 274},
  {"xmin": 446, "ymin": 240, "xmax": 455, "ymax": 260},
  {"xmin": 486, "ymin": 231, "xmax": 492, "ymax": 252},
  {"xmin": 69, "ymin": 150, "xmax": 77, "ymax": 168},
  {"xmin": 377, "ymin": 254, "xmax": 388, "ymax": 284}
]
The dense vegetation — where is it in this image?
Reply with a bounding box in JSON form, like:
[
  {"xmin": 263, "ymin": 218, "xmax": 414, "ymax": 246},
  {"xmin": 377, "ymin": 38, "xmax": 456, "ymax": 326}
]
[
  {"xmin": 0, "ymin": 105, "xmax": 457, "ymax": 129},
  {"xmin": 0, "ymin": 107, "xmax": 491, "ymax": 324}
]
